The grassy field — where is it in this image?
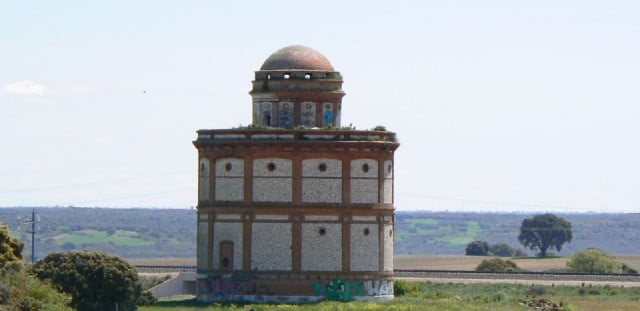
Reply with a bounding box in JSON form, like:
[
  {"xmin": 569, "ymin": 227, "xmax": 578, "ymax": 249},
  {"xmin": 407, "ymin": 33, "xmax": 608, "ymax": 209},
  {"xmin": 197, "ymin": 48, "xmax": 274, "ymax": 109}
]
[
  {"xmin": 394, "ymin": 254, "xmax": 640, "ymax": 272},
  {"xmin": 54, "ymin": 229, "xmax": 155, "ymax": 247},
  {"xmin": 129, "ymin": 254, "xmax": 640, "ymax": 272},
  {"xmin": 140, "ymin": 282, "xmax": 640, "ymax": 311}
]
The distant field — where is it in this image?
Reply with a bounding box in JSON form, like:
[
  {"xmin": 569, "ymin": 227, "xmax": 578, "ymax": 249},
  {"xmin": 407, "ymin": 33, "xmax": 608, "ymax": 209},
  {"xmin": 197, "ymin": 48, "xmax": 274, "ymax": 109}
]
[
  {"xmin": 54, "ymin": 229, "xmax": 155, "ymax": 247},
  {"xmin": 128, "ymin": 257, "xmax": 196, "ymax": 266},
  {"xmin": 129, "ymin": 255, "xmax": 640, "ymax": 272},
  {"xmin": 394, "ymin": 254, "xmax": 640, "ymax": 272}
]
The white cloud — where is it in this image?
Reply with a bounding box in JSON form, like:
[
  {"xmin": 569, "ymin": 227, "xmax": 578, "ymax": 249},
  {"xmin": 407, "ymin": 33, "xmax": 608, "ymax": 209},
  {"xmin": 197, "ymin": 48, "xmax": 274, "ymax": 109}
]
[{"xmin": 2, "ymin": 80, "xmax": 47, "ymax": 95}]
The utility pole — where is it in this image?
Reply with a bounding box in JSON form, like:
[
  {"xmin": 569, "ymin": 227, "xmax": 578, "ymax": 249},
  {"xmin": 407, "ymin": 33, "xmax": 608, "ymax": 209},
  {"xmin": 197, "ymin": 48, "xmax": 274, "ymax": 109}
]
[{"xmin": 25, "ymin": 208, "xmax": 38, "ymax": 263}]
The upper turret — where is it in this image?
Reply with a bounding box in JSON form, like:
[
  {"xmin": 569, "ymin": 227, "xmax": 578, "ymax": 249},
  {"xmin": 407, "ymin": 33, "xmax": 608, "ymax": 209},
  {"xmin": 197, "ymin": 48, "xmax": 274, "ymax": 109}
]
[{"xmin": 250, "ymin": 45, "xmax": 345, "ymax": 129}]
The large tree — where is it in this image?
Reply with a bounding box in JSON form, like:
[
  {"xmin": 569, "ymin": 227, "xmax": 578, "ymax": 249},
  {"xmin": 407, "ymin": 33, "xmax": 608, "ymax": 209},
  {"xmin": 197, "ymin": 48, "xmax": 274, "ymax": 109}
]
[
  {"xmin": 0, "ymin": 223, "xmax": 24, "ymax": 267},
  {"xmin": 518, "ymin": 213, "xmax": 572, "ymax": 257},
  {"xmin": 32, "ymin": 250, "xmax": 142, "ymax": 311}
]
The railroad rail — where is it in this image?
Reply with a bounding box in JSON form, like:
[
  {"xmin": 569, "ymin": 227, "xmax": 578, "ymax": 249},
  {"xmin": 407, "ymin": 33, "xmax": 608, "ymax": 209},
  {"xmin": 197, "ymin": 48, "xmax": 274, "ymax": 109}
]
[
  {"xmin": 134, "ymin": 265, "xmax": 640, "ymax": 283},
  {"xmin": 394, "ymin": 269, "xmax": 640, "ymax": 283}
]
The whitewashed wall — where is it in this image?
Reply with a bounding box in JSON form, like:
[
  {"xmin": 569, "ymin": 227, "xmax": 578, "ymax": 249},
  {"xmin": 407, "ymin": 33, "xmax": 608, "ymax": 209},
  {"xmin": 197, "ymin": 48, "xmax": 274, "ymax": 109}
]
[
  {"xmin": 212, "ymin": 222, "xmax": 243, "ymax": 270},
  {"xmin": 251, "ymin": 223, "xmax": 292, "ymax": 270},
  {"xmin": 253, "ymin": 158, "xmax": 292, "ymax": 202},
  {"xmin": 350, "ymin": 223, "xmax": 379, "ymax": 271},
  {"xmin": 302, "ymin": 158, "xmax": 342, "ymax": 203},
  {"xmin": 198, "ymin": 158, "xmax": 210, "ymax": 201},
  {"xmin": 383, "ymin": 160, "xmax": 393, "ymax": 204},
  {"xmin": 301, "ymin": 223, "xmax": 342, "ymax": 271},
  {"xmin": 214, "ymin": 158, "xmax": 244, "ymax": 201}
]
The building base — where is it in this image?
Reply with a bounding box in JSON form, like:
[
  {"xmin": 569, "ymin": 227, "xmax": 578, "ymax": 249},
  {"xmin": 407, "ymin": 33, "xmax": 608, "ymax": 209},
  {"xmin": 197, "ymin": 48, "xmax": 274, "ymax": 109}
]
[{"xmin": 196, "ymin": 274, "xmax": 394, "ymax": 303}]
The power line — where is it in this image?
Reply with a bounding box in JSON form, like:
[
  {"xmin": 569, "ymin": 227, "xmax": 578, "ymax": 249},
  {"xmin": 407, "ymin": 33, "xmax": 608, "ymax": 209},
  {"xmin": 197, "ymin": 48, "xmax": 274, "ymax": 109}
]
[
  {"xmin": 397, "ymin": 192, "xmax": 603, "ymax": 212},
  {"xmin": 0, "ymin": 171, "xmax": 192, "ymax": 194}
]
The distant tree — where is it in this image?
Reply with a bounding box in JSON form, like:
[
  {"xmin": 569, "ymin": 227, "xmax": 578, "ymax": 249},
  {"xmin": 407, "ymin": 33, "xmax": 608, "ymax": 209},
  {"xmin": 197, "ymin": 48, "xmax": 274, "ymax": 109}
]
[
  {"xmin": 566, "ymin": 248, "xmax": 625, "ymax": 274},
  {"xmin": 518, "ymin": 214, "xmax": 572, "ymax": 257},
  {"xmin": 465, "ymin": 240, "xmax": 490, "ymax": 256},
  {"xmin": 489, "ymin": 243, "xmax": 516, "ymax": 257},
  {"xmin": 475, "ymin": 258, "xmax": 519, "ymax": 272},
  {"xmin": 32, "ymin": 250, "xmax": 142, "ymax": 311},
  {"xmin": 0, "ymin": 224, "xmax": 24, "ymax": 267},
  {"xmin": 487, "ymin": 243, "xmax": 528, "ymax": 257}
]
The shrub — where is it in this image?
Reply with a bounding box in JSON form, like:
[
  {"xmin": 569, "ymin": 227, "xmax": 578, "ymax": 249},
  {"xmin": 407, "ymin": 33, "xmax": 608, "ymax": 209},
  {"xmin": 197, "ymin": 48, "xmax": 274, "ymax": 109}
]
[
  {"xmin": 394, "ymin": 280, "xmax": 418, "ymax": 296},
  {"xmin": 0, "ymin": 224, "xmax": 24, "ymax": 267},
  {"xmin": 567, "ymin": 248, "xmax": 623, "ymax": 273},
  {"xmin": 475, "ymin": 258, "xmax": 519, "ymax": 272},
  {"xmin": 0, "ymin": 262, "xmax": 71, "ymax": 311},
  {"xmin": 489, "ymin": 243, "xmax": 528, "ymax": 257},
  {"xmin": 372, "ymin": 125, "xmax": 387, "ymax": 131},
  {"xmin": 525, "ymin": 286, "xmax": 547, "ymax": 296},
  {"xmin": 466, "ymin": 241, "xmax": 490, "ymax": 256},
  {"xmin": 33, "ymin": 250, "xmax": 141, "ymax": 311}
]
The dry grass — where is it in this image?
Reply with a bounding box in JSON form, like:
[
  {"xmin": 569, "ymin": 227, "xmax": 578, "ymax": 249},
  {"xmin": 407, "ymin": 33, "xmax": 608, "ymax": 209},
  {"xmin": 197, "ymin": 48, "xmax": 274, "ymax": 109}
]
[
  {"xmin": 395, "ymin": 254, "xmax": 640, "ymax": 272},
  {"xmin": 129, "ymin": 254, "xmax": 640, "ymax": 272},
  {"xmin": 126, "ymin": 257, "xmax": 195, "ymax": 266}
]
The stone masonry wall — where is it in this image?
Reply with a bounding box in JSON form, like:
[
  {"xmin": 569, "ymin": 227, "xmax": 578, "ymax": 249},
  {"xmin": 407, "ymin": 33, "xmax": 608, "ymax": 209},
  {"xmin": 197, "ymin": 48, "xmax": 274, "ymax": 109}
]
[
  {"xmin": 350, "ymin": 223, "xmax": 379, "ymax": 271},
  {"xmin": 301, "ymin": 223, "xmax": 342, "ymax": 271},
  {"xmin": 302, "ymin": 158, "xmax": 342, "ymax": 203},
  {"xmin": 253, "ymin": 158, "xmax": 292, "ymax": 202},
  {"xmin": 251, "ymin": 222, "xmax": 292, "ymax": 270},
  {"xmin": 212, "ymin": 222, "xmax": 243, "ymax": 270}
]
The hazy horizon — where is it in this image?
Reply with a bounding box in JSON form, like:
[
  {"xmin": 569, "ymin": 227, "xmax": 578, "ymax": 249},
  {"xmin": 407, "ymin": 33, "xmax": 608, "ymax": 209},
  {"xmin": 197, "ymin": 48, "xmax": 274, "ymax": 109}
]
[{"xmin": 2, "ymin": 2, "xmax": 639, "ymax": 213}]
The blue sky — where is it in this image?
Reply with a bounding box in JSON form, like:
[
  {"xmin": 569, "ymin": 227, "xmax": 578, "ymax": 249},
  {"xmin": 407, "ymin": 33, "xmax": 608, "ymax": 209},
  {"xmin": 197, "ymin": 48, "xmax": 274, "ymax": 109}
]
[{"xmin": 1, "ymin": 1, "xmax": 639, "ymax": 212}]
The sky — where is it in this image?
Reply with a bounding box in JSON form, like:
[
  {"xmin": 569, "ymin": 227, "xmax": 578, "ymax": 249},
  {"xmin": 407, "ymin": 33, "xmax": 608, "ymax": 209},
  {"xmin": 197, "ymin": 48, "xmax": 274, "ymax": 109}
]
[{"xmin": 1, "ymin": 1, "xmax": 639, "ymax": 213}]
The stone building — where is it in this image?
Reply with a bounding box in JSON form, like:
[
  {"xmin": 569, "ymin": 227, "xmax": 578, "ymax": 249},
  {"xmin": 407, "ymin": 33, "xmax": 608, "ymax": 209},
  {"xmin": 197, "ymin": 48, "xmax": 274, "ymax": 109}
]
[{"xmin": 193, "ymin": 45, "xmax": 399, "ymax": 302}]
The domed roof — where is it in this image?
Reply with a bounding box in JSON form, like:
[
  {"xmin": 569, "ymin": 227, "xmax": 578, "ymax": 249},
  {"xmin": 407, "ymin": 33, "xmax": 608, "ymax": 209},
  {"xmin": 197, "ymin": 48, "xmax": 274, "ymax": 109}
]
[{"xmin": 260, "ymin": 45, "xmax": 335, "ymax": 71}]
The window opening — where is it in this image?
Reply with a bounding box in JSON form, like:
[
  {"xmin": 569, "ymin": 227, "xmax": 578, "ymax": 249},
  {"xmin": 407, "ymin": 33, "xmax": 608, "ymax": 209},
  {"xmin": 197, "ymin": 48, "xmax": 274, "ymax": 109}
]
[
  {"xmin": 267, "ymin": 162, "xmax": 277, "ymax": 171},
  {"xmin": 318, "ymin": 163, "xmax": 327, "ymax": 172},
  {"xmin": 362, "ymin": 163, "xmax": 370, "ymax": 173}
]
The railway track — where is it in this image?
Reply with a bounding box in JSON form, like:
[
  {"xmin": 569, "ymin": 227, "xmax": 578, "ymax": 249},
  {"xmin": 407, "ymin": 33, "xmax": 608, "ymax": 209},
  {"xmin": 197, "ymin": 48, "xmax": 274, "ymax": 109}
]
[
  {"xmin": 134, "ymin": 265, "xmax": 640, "ymax": 284},
  {"xmin": 394, "ymin": 269, "xmax": 640, "ymax": 283}
]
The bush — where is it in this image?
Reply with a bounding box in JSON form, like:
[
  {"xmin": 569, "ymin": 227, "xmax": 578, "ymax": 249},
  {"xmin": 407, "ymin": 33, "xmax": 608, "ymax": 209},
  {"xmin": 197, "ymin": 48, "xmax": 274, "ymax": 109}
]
[
  {"xmin": 0, "ymin": 224, "xmax": 24, "ymax": 267},
  {"xmin": 394, "ymin": 280, "xmax": 419, "ymax": 296},
  {"xmin": 567, "ymin": 248, "xmax": 624, "ymax": 273},
  {"xmin": 476, "ymin": 258, "xmax": 519, "ymax": 272},
  {"xmin": 33, "ymin": 250, "xmax": 141, "ymax": 311},
  {"xmin": 489, "ymin": 243, "xmax": 528, "ymax": 257},
  {"xmin": 466, "ymin": 241, "xmax": 490, "ymax": 256},
  {"xmin": 0, "ymin": 262, "xmax": 71, "ymax": 311}
]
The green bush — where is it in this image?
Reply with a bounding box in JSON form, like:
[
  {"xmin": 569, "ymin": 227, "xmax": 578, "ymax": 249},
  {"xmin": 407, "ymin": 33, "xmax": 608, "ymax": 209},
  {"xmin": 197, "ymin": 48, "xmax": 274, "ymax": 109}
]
[
  {"xmin": 0, "ymin": 262, "xmax": 71, "ymax": 311},
  {"xmin": 393, "ymin": 280, "xmax": 418, "ymax": 296},
  {"xmin": 466, "ymin": 240, "xmax": 490, "ymax": 256},
  {"xmin": 567, "ymin": 248, "xmax": 623, "ymax": 273},
  {"xmin": 33, "ymin": 250, "xmax": 142, "ymax": 311},
  {"xmin": 475, "ymin": 258, "xmax": 519, "ymax": 272},
  {"xmin": 0, "ymin": 224, "xmax": 24, "ymax": 267}
]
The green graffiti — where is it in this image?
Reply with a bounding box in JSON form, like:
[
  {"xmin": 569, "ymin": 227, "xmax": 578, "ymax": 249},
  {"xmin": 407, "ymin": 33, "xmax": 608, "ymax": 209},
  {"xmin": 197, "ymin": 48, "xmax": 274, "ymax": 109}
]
[{"xmin": 312, "ymin": 279, "xmax": 367, "ymax": 301}]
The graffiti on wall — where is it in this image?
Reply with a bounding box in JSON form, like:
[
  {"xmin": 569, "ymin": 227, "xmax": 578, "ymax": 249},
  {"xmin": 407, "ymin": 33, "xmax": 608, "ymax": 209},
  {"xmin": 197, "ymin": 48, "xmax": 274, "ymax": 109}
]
[
  {"xmin": 312, "ymin": 279, "xmax": 393, "ymax": 301},
  {"xmin": 199, "ymin": 278, "xmax": 264, "ymax": 299},
  {"xmin": 364, "ymin": 280, "xmax": 393, "ymax": 296}
]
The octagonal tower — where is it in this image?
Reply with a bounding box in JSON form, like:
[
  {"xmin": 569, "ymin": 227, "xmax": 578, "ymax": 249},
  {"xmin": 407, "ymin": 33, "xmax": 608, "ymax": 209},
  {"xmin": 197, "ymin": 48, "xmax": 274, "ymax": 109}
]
[{"xmin": 194, "ymin": 45, "xmax": 399, "ymax": 302}]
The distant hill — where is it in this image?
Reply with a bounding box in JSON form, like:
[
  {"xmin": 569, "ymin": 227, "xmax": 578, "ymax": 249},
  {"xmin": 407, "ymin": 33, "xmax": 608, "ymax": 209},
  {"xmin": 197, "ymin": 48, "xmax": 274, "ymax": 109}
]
[
  {"xmin": 394, "ymin": 211, "xmax": 640, "ymax": 256},
  {"xmin": 1, "ymin": 207, "xmax": 196, "ymax": 259},
  {"xmin": 1, "ymin": 207, "xmax": 639, "ymax": 259}
]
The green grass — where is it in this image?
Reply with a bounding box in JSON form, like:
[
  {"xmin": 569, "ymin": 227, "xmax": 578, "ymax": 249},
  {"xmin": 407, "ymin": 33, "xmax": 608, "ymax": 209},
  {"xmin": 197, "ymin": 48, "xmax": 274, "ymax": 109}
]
[
  {"xmin": 396, "ymin": 219, "xmax": 482, "ymax": 246},
  {"xmin": 53, "ymin": 229, "xmax": 155, "ymax": 246},
  {"xmin": 139, "ymin": 283, "xmax": 640, "ymax": 311}
]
